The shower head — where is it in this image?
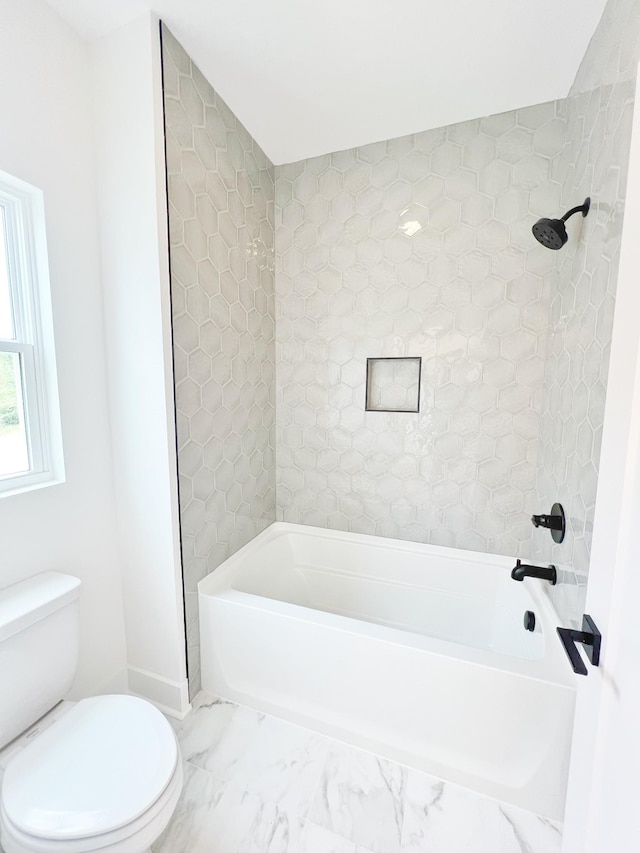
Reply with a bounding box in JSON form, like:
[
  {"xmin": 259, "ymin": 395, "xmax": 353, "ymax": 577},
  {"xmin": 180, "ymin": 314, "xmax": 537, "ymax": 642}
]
[
  {"xmin": 532, "ymin": 217, "xmax": 568, "ymax": 250},
  {"xmin": 532, "ymin": 197, "xmax": 590, "ymax": 250}
]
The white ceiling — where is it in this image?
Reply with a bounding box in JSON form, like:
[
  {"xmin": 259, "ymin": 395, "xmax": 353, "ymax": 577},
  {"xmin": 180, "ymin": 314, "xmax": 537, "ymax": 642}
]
[{"xmin": 46, "ymin": 0, "xmax": 608, "ymax": 165}]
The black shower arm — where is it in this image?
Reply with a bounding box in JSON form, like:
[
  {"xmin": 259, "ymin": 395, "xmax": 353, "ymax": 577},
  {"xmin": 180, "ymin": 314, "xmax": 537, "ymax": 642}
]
[{"xmin": 561, "ymin": 199, "xmax": 590, "ymax": 222}]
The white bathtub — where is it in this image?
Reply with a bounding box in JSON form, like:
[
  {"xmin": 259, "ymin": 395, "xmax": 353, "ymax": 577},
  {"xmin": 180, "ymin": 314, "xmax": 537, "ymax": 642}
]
[{"xmin": 199, "ymin": 523, "xmax": 576, "ymax": 821}]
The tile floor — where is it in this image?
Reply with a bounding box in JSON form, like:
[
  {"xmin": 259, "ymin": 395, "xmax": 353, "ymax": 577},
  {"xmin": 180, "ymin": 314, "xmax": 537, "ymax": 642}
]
[{"xmin": 153, "ymin": 693, "xmax": 563, "ymax": 853}]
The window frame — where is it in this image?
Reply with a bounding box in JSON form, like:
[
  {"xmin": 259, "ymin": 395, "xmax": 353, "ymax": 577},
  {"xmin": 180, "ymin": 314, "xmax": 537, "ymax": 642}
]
[{"xmin": 0, "ymin": 171, "xmax": 63, "ymax": 495}]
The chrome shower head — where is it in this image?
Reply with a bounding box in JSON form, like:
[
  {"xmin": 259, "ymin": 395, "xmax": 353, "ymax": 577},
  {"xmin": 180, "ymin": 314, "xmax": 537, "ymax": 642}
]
[{"xmin": 532, "ymin": 198, "xmax": 590, "ymax": 250}]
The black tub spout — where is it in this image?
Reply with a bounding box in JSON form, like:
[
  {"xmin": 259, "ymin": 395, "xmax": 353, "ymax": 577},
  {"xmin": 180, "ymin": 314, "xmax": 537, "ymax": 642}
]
[{"xmin": 511, "ymin": 559, "xmax": 557, "ymax": 585}]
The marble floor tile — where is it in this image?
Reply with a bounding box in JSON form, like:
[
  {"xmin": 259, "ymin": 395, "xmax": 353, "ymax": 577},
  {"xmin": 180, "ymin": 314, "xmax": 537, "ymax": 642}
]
[
  {"xmin": 300, "ymin": 822, "xmax": 362, "ymax": 853},
  {"xmin": 299, "ymin": 821, "xmax": 378, "ymax": 853},
  {"xmin": 498, "ymin": 803, "xmax": 562, "ymax": 853},
  {"xmin": 176, "ymin": 693, "xmax": 328, "ymax": 817},
  {"xmin": 401, "ymin": 769, "xmax": 503, "ymax": 853},
  {"xmin": 172, "ymin": 693, "xmax": 239, "ymax": 767},
  {"xmin": 154, "ymin": 762, "xmax": 305, "ymax": 853},
  {"xmin": 400, "ymin": 769, "xmax": 563, "ymax": 853},
  {"xmin": 309, "ymin": 741, "xmax": 407, "ymax": 853},
  {"xmin": 153, "ymin": 762, "xmax": 226, "ymax": 852}
]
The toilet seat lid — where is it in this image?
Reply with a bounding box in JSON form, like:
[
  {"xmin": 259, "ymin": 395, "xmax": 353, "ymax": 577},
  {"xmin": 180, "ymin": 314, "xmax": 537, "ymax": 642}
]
[{"xmin": 2, "ymin": 695, "xmax": 178, "ymax": 840}]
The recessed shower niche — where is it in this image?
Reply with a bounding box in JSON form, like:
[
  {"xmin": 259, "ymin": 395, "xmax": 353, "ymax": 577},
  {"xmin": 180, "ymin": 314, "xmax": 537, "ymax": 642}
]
[{"xmin": 365, "ymin": 357, "xmax": 422, "ymax": 413}]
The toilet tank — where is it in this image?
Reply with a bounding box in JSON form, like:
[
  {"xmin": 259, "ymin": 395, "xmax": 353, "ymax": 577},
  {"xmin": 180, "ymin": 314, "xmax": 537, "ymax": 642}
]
[{"xmin": 0, "ymin": 572, "xmax": 81, "ymax": 749}]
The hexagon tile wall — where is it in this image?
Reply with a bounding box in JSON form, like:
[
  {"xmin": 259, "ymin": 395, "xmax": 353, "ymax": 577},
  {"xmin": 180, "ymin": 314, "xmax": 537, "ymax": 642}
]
[
  {"xmin": 162, "ymin": 27, "xmax": 276, "ymax": 696},
  {"xmin": 275, "ymin": 103, "xmax": 566, "ymax": 557},
  {"xmin": 532, "ymin": 0, "xmax": 639, "ymax": 628}
]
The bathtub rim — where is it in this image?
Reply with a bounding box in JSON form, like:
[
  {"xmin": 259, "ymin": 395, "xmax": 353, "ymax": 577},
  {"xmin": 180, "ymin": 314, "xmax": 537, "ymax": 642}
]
[{"xmin": 198, "ymin": 521, "xmax": 577, "ymax": 689}]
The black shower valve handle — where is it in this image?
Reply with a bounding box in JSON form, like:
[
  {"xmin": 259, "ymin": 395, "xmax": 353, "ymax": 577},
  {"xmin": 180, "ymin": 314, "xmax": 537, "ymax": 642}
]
[
  {"xmin": 531, "ymin": 503, "xmax": 566, "ymax": 543},
  {"xmin": 531, "ymin": 513, "xmax": 563, "ymax": 531},
  {"xmin": 557, "ymin": 615, "xmax": 601, "ymax": 676}
]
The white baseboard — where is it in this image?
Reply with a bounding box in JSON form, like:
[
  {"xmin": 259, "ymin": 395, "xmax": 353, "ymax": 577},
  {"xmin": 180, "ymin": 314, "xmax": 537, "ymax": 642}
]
[{"xmin": 127, "ymin": 666, "xmax": 191, "ymax": 719}]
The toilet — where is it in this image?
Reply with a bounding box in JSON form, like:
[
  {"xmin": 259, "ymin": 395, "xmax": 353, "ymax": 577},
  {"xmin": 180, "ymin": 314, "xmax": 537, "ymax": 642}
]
[{"xmin": 0, "ymin": 572, "xmax": 183, "ymax": 853}]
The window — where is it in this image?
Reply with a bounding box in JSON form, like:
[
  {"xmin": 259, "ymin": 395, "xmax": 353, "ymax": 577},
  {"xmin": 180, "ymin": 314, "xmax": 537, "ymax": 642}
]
[{"xmin": 0, "ymin": 171, "xmax": 63, "ymax": 495}]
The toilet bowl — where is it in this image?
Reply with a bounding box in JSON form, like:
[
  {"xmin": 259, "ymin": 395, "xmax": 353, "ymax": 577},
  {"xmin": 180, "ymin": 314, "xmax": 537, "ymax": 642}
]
[
  {"xmin": 0, "ymin": 573, "xmax": 184, "ymax": 853},
  {"xmin": 0, "ymin": 695, "xmax": 182, "ymax": 853}
]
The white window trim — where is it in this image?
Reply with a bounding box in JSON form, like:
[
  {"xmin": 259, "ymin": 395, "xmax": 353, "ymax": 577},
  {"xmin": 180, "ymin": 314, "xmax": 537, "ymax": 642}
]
[{"xmin": 0, "ymin": 170, "xmax": 64, "ymax": 496}]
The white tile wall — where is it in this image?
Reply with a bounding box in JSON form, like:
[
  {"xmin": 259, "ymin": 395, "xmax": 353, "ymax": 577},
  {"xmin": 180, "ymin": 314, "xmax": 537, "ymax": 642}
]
[
  {"xmin": 275, "ymin": 105, "xmax": 565, "ymax": 555},
  {"xmin": 532, "ymin": 0, "xmax": 640, "ymax": 627},
  {"xmin": 162, "ymin": 27, "xmax": 276, "ymax": 696}
]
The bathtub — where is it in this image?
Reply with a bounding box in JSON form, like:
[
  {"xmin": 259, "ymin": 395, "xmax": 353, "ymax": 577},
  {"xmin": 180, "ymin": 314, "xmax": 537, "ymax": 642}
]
[{"xmin": 199, "ymin": 523, "xmax": 576, "ymax": 821}]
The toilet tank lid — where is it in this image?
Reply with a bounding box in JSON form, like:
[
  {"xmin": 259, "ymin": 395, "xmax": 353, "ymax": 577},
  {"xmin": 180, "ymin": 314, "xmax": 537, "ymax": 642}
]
[{"xmin": 0, "ymin": 572, "xmax": 81, "ymax": 642}]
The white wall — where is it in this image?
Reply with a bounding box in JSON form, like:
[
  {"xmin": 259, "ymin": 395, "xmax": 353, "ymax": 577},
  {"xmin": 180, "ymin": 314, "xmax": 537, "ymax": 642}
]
[
  {"xmin": 0, "ymin": 0, "xmax": 128, "ymax": 696},
  {"xmin": 91, "ymin": 14, "xmax": 189, "ymax": 716}
]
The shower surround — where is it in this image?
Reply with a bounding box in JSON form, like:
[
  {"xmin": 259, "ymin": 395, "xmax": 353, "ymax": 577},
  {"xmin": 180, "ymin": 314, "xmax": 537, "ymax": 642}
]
[
  {"xmin": 275, "ymin": 107, "xmax": 565, "ymax": 557},
  {"xmin": 164, "ymin": 0, "xmax": 638, "ymax": 693}
]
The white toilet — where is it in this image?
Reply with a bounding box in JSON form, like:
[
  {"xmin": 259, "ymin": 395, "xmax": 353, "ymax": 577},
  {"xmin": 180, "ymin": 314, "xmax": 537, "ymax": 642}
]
[{"xmin": 0, "ymin": 572, "xmax": 183, "ymax": 853}]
